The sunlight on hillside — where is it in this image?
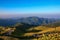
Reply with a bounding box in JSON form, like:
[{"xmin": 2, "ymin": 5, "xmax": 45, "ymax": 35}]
[
  {"xmin": 23, "ymin": 26, "xmax": 60, "ymax": 37},
  {"xmin": 37, "ymin": 26, "xmax": 60, "ymax": 34},
  {"xmin": 0, "ymin": 36, "xmax": 19, "ymax": 40},
  {"xmin": 0, "ymin": 27, "xmax": 16, "ymax": 34},
  {"xmin": 0, "ymin": 26, "xmax": 60, "ymax": 40}
]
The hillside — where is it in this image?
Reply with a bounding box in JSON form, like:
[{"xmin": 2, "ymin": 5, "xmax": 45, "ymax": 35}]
[
  {"xmin": 0, "ymin": 25, "xmax": 60, "ymax": 40},
  {"xmin": 0, "ymin": 17, "xmax": 60, "ymax": 40},
  {"xmin": 0, "ymin": 17, "xmax": 57, "ymax": 26},
  {"xmin": 23, "ymin": 26, "xmax": 60, "ymax": 36}
]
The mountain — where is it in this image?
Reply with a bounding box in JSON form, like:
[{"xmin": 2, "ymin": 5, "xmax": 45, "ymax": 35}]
[
  {"xmin": 0, "ymin": 19, "xmax": 17, "ymax": 26},
  {"xmin": 17, "ymin": 17, "xmax": 56, "ymax": 25},
  {"xmin": 0, "ymin": 17, "xmax": 58, "ymax": 26}
]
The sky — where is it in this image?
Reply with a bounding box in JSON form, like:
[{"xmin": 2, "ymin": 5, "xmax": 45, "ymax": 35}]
[{"xmin": 0, "ymin": 0, "xmax": 60, "ymax": 18}]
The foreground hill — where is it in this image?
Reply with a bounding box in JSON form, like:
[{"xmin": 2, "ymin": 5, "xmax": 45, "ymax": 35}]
[{"xmin": 0, "ymin": 25, "xmax": 60, "ymax": 40}]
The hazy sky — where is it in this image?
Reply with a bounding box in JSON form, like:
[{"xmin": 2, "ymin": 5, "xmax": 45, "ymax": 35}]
[{"xmin": 0, "ymin": 0, "xmax": 60, "ymax": 18}]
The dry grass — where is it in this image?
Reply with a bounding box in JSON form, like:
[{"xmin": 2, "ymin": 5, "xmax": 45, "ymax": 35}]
[
  {"xmin": 0, "ymin": 26, "xmax": 60, "ymax": 40},
  {"xmin": 0, "ymin": 36, "xmax": 19, "ymax": 40},
  {"xmin": 23, "ymin": 26, "xmax": 60, "ymax": 36},
  {"xmin": 0, "ymin": 27, "xmax": 16, "ymax": 34}
]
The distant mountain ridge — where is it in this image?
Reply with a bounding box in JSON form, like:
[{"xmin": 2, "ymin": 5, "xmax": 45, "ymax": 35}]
[
  {"xmin": 0, "ymin": 17, "xmax": 59, "ymax": 26},
  {"xmin": 17, "ymin": 17, "xmax": 56, "ymax": 25}
]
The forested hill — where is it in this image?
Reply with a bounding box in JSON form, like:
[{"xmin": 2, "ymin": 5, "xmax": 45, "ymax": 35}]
[{"xmin": 0, "ymin": 17, "xmax": 59, "ymax": 27}]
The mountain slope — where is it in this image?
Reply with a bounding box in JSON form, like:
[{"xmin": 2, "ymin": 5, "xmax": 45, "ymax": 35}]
[{"xmin": 0, "ymin": 17, "xmax": 57, "ymax": 26}]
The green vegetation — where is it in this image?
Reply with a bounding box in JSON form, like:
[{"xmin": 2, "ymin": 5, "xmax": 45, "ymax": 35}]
[{"xmin": 0, "ymin": 21, "xmax": 60, "ymax": 40}]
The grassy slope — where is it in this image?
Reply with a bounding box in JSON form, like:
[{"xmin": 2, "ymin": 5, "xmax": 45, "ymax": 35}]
[
  {"xmin": 0, "ymin": 27, "xmax": 16, "ymax": 34},
  {"xmin": 1, "ymin": 26, "xmax": 60, "ymax": 36},
  {"xmin": 0, "ymin": 36, "xmax": 19, "ymax": 40},
  {"xmin": 23, "ymin": 26, "xmax": 60, "ymax": 36},
  {"xmin": 0, "ymin": 26, "xmax": 60, "ymax": 40}
]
